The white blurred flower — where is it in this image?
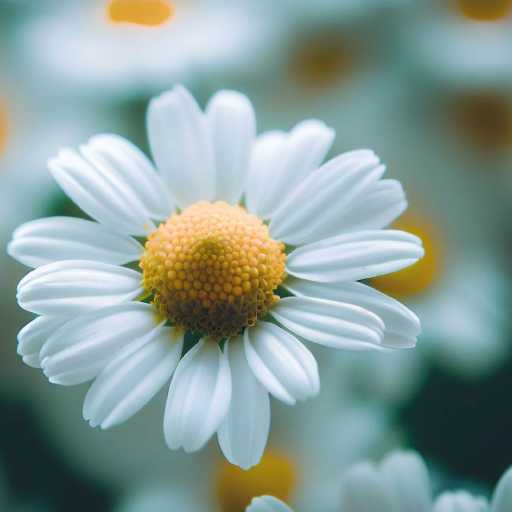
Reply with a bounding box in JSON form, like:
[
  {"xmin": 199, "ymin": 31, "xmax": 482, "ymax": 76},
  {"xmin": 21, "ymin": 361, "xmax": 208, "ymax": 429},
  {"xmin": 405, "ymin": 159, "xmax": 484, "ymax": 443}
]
[
  {"xmin": 18, "ymin": 0, "xmax": 280, "ymax": 100},
  {"xmin": 9, "ymin": 85, "xmax": 422, "ymax": 469},
  {"xmin": 339, "ymin": 450, "xmax": 512, "ymax": 512}
]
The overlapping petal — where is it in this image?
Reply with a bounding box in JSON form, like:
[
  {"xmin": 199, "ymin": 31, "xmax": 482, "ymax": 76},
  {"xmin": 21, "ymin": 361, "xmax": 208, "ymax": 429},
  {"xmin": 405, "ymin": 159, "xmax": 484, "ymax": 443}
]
[
  {"xmin": 147, "ymin": 85, "xmax": 215, "ymax": 208},
  {"xmin": 246, "ymin": 496, "xmax": 294, "ymax": 512},
  {"xmin": 83, "ymin": 327, "xmax": 183, "ymax": 429},
  {"xmin": 218, "ymin": 338, "xmax": 270, "ymax": 470},
  {"xmin": 246, "ymin": 120, "xmax": 334, "ymax": 219},
  {"xmin": 164, "ymin": 340, "xmax": 231, "ymax": 453},
  {"xmin": 17, "ymin": 260, "xmax": 143, "ymax": 316},
  {"xmin": 492, "ymin": 467, "xmax": 512, "ymax": 512},
  {"xmin": 244, "ymin": 321, "xmax": 319, "ymax": 405},
  {"xmin": 8, "ymin": 217, "xmax": 143, "ymax": 268},
  {"xmin": 284, "ymin": 279, "xmax": 420, "ymax": 348},
  {"xmin": 432, "ymin": 492, "xmax": 487, "ymax": 512},
  {"xmin": 286, "ymin": 230, "xmax": 424, "ymax": 283},
  {"xmin": 206, "ymin": 90, "xmax": 256, "ymax": 204},
  {"xmin": 40, "ymin": 303, "xmax": 163, "ymax": 385},
  {"xmin": 270, "ymin": 296, "xmax": 384, "ymax": 350}
]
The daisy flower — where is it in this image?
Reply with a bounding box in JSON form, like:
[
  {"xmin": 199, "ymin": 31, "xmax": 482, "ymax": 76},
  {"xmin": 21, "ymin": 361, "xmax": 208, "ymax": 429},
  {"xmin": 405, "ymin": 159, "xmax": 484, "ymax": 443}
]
[
  {"xmin": 8, "ymin": 85, "xmax": 423, "ymax": 469},
  {"xmin": 339, "ymin": 450, "xmax": 512, "ymax": 512},
  {"xmin": 18, "ymin": 0, "xmax": 279, "ymax": 100}
]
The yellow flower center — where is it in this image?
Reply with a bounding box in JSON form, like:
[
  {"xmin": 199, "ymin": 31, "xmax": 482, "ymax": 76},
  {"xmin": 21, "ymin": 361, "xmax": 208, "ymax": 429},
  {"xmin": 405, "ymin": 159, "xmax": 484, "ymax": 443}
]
[
  {"xmin": 215, "ymin": 451, "xmax": 298, "ymax": 512},
  {"xmin": 371, "ymin": 212, "xmax": 443, "ymax": 300},
  {"xmin": 0, "ymin": 101, "xmax": 8, "ymax": 156},
  {"xmin": 456, "ymin": 0, "xmax": 512, "ymax": 21},
  {"xmin": 141, "ymin": 201, "xmax": 286, "ymax": 339},
  {"xmin": 449, "ymin": 92, "xmax": 512, "ymax": 153},
  {"xmin": 289, "ymin": 31, "xmax": 355, "ymax": 90},
  {"xmin": 106, "ymin": 0, "xmax": 174, "ymax": 27}
]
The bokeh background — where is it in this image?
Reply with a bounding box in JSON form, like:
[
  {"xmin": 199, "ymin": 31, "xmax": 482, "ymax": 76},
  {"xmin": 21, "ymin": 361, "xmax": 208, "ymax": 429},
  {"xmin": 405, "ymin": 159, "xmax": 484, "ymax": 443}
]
[{"xmin": 1, "ymin": 0, "xmax": 512, "ymax": 510}]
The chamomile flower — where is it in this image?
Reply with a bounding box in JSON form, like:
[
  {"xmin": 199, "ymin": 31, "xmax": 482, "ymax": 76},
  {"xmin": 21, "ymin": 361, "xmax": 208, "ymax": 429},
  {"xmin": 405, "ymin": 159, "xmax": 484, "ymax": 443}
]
[
  {"xmin": 339, "ymin": 451, "xmax": 512, "ymax": 512},
  {"xmin": 9, "ymin": 85, "xmax": 423, "ymax": 469},
  {"xmin": 19, "ymin": 0, "xmax": 278, "ymax": 100}
]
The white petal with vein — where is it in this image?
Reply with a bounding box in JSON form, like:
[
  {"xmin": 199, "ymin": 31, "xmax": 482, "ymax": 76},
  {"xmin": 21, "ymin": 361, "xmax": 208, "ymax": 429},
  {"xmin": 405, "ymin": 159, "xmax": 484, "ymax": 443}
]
[
  {"xmin": 218, "ymin": 339, "xmax": 270, "ymax": 470},
  {"xmin": 164, "ymin": 340, "xmax": 231, "ymax": 453},
  {"xmin": 244, "ymin": 321, "xmax": 319, "ymax": 405},
  {"xmin": 17, "ymin": 260, "xmax": 142, "ymax": 316},
  {"xmin": 286, "ymin": 230, "xmax": 424, "ymax": 283},
  {"xmin": 8, "ymin": 217, "xmax": 143, "ymax": 268}
]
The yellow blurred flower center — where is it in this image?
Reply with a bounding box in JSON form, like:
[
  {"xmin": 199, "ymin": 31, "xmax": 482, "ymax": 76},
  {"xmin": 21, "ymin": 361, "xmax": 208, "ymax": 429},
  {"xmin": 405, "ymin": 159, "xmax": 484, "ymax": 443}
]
[
  {"xmin": 215, "ymin": 451, "xmax": 298, "ymax": 512},
  {"xmin": 0, "ymin": 102, "xmax": 7, "ymax": 156},
  {"xmin": 106, "ymin": 0, "xmax": 174, "ymax": 27},
  {"xmin": 290, "ymin": 32, "xmax": 355, "ymax": 90},
  {"xmin": 450, "ymin": 92, "xmax": 512, "ymax": 152},
  {"xmin": 371, "ymin": 213, "xmax": 443, "ymax": 300},
  {"xmin": 456, "ymin": 0, "xmax": 512, "ymax": 21},
  {"xmin": 141, "ymin": 201, "xmax": 286, "ymax": 339}
]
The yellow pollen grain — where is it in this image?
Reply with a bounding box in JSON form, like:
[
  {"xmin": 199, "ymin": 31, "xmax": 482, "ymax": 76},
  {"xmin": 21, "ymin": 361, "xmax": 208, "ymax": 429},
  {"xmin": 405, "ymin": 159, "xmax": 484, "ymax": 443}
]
[
  {"xmin": 371, "ymin": 211, "xmax": 443, "ymax": 300},
  {"xmin": 456, "ymin": 0, "xmax": 512, "ymax": 21},
  {"xmin": 0, "ymin": 101, "xmax": 8, "ymax": 156},
  {"xmin": 215, "ymin": 450, "xmax": 297, "ymax": 512},
  {"xmin": 106, "ymin": 0, "xmax": 174, "ymax": 27},
  {"xmin": 140, "ymin": 201, "xmax": 286, "ymax": 339}
]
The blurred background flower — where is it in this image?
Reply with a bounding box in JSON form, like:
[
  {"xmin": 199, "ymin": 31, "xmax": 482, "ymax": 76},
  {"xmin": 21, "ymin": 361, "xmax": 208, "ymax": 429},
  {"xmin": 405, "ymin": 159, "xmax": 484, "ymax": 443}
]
[{"xmin": 1, "ymin": 0, "xmax": 512, "ymax": 511}]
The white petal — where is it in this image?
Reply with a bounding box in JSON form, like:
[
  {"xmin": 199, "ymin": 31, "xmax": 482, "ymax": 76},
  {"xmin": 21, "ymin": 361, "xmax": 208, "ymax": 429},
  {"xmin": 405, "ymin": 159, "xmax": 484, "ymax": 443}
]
[
  {"xmin": 246, "ymin": 120, "xmax": 334, "ymax": 219},
  {"xmin": 270, "ymin": 296, "xmax": 384, "ymax": 351},
  {"xmin": 245, "ymin": 131, "xmax": 287, "ymax": 218},
  {"xmin": 17, "ymin": 316, "xmax": 68, "ymax": 368},
  {"xmin": 49, "ymin": 147, "xmax": 155, "ymax": 236},
  {"xmin": 8, "ymin": 217, "xmax": 143, "ymax": 268},
  {"xmin": 217, "ymin": 338, "xmax": 270, "ymax": 470},
  {"xmin": 84, "ymin": 134, "xmax": 174, "ymax": 220},
  {"xmin": 147, "ymin": 85, "xmax": 215, "ymax": 208},
  {"xmin": 492, "ymin": 467, "xmax": 512, "ymax": 512},
  {"xmin": 380, "ymin": 451, "xmax": 431, "ymax": 512},
  {"xmin": 206, "ymin": 90, "xmax": 256, "ymax": 204},
  {"xmin": 339, "ymin": 462, "xmax": 395, "ymax": 512},
  {"xmin": 40, "ymin": 303, "xmax": 163, "ymax": 385},
  {"xmin": 17, "ymin": 260, "xmax": 143, "ymax": 316},
  {"xmin": 286, "ymin": 230, "xmax": 424, "ymax": 283},
  {"xmin": 432, "ymin": 492, "xmax": 488, "ymax": 512},
  {"xmin": 244, "ymin": 321, "xmax": 319, "ymax": 405},
  {"xmin": 246, "ymin": 496, "xmax": 294, "ymax": 512},
  {"xmin": 83, "ymin": 327, "xmax": 183, "ymax": 429},
  {"xmin": 284, "ymin": 279, "xmax": 421, "ymax": 349},
  {"xmin": 164, "ymin": 340, "xmax": 231, "ymax": 453},
  {"xmin": 270, "ymin": 150, "xmax": 384, "ymax": 245},
  {"xmin": 333, "ymin": 179, "xmax": 407, "ymax": 233}
]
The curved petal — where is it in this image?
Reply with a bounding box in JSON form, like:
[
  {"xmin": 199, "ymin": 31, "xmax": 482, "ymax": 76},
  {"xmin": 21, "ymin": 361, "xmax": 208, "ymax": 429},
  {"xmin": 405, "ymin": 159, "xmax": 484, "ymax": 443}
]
[
  {"xmin": 246, "ymin": 120, "xmax": 334, "ymax": 219},
  {"xmin": 284, "ymin": 279, "xmax": 421, "ymax": 349},
  {"xmin": 380, "ymin": 451, "xmax": 431, "ymax": 512},
  {"xmin": 206, "ymin": 90, "xmax": 256, "ymax": 204},
  {"xmin": 270, "ymin": 296, "xmax": 384, "ymax": 351},
  {"xmin": 164, "ymin": 340, "xmax": 231, "ymax": 453},
  {"xmin": 286, "ymin": 230, "xmax": 424, "ymax": 283},
  {"xmin": 269, "ymin": 150, "xmax": 384, "ymax": 245},
  {"xmin": 246, "ymin": 496, "xmax": 294, "ymax": 512},
  {"xmin": 17, "ymin": 316, "xmax": 69, "ymax": 368},
  {"xmin": 492, "ymin": 467, "xmax": 512, "ymax": 512},
  {"xmin": 8, "ymin": 217, "xmax": 143, "ymax": 268},
  {"xmin": 83, "ymin": 327, "xmax": 183, "ymax": 429},
  {"xmin": 244, "ymin": 321, "xmax": 319, "ymax": 405},
  {"xmin": 84, "ymin": 134, "xmax": 174, "ymax": 220},
  {"xmin": 147, "ymin": 85, "xmax": 215, "ymax": 208},
  {"xmin": 217, "ymin": 338, "xmax": 270, "ymax": 470},
  {"xmin": 40, "ymin": 303, "xmax": 163, "ymax": 385},
  {"xmin": 49, "ymin": 147, "xmax": 155, "ymax": 236},
  {"xmin": 339, "ymin": 462, "xmax": 395, "ymax": 512},
  {"xmin": 17, "ymin": 260, "xmax": 143, "ymax": 316},
  {"xmin": 432, "ymin": 492, "xmax": 488, "ymax": 512}
]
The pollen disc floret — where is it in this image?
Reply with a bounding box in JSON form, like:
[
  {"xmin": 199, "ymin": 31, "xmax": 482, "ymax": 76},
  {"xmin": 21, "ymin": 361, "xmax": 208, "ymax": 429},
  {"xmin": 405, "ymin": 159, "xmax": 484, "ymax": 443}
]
[{"xmin": 141, "ymin": 201, "xmax": 286, "ymax": 338}]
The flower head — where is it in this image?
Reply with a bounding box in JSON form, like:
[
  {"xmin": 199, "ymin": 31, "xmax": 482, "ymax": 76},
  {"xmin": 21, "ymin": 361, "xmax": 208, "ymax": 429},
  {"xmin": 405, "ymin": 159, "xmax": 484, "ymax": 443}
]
[{"xmin": 9, "ymin": 85, "xmax": 423, "ymax": 469}]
